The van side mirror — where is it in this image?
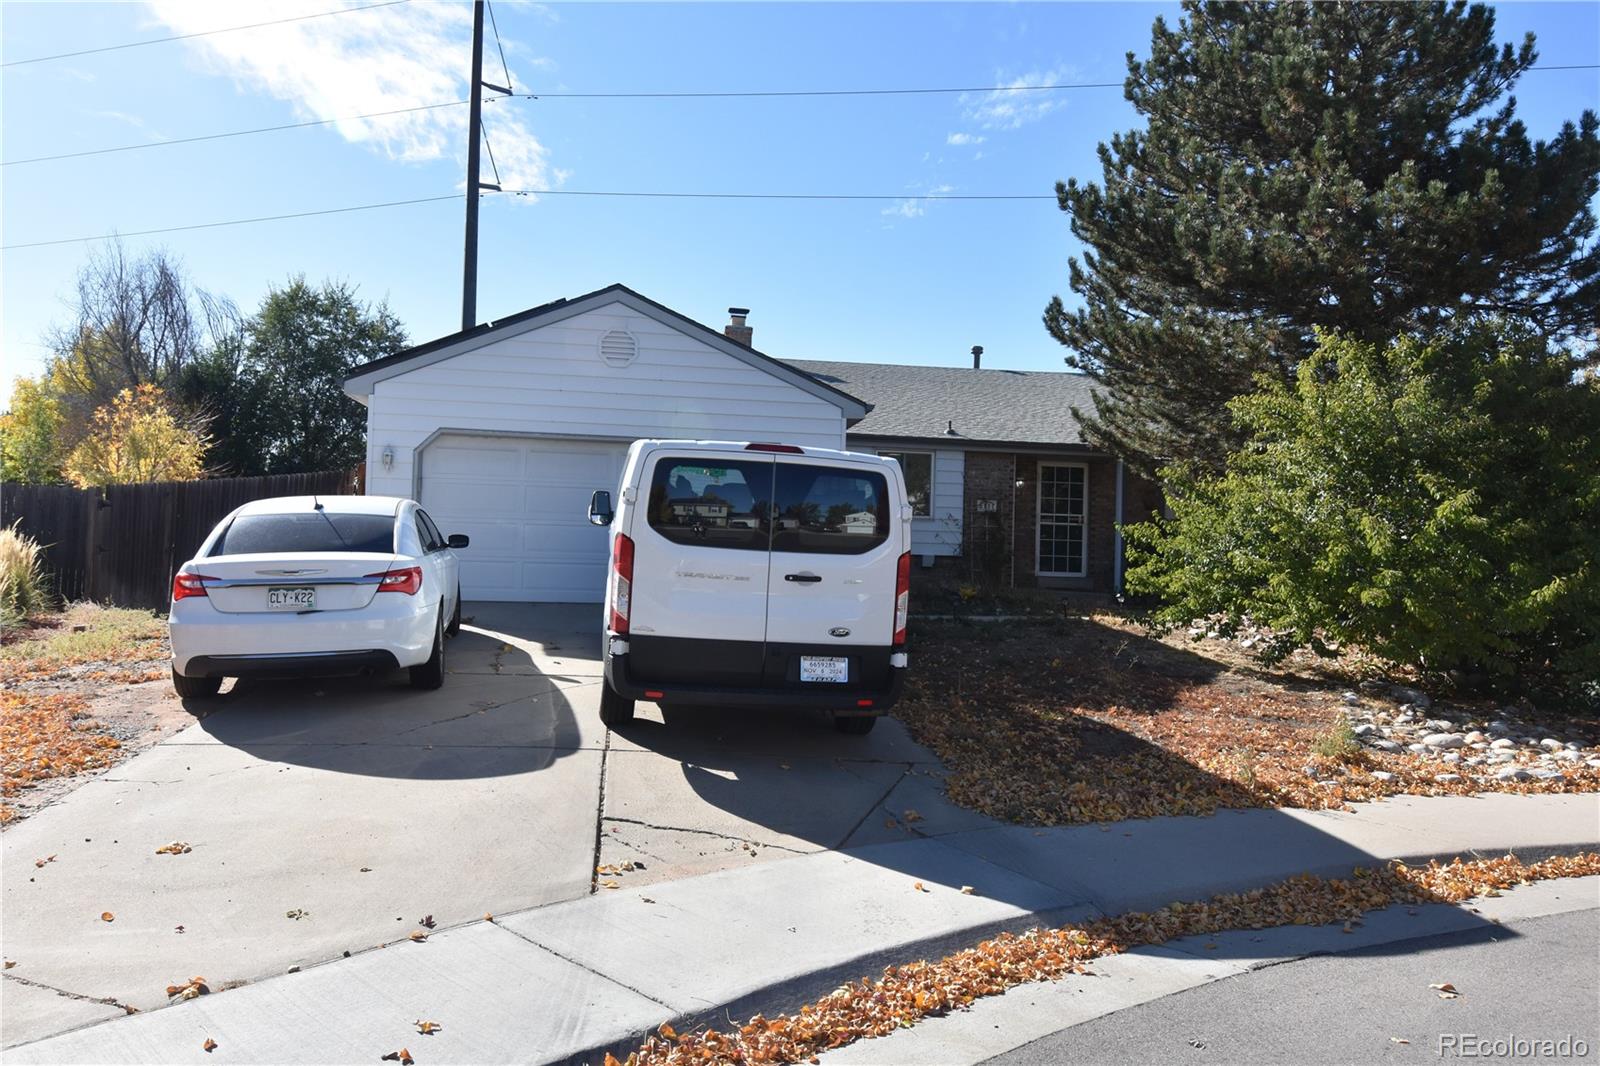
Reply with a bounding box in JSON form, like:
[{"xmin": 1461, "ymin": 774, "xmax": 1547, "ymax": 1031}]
[
  {"xmin": 447, "ymin": 533, "xmax": 470, "ymax": 549},
  {"xmin": 588, "ymin": 490, "xmax": 614, "ymax": 526}
]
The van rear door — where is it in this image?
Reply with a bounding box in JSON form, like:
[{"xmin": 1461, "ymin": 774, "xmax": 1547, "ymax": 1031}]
[
  {"xmin": 762, "ymin": 457, "xmax": 902, "ymax": 690},
  {"xmin": 625, "ymin": 451, "xmax": 776, "ymax": 684}
]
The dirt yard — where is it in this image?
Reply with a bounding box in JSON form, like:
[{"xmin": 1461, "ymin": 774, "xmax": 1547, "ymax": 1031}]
[
  {"xmin": 1, "ymin": 604, "xmax": 198, "ymax": 825},
  {"xmin": 896, "ymin": 612, "xmax": 1600, "ymax": 826}
]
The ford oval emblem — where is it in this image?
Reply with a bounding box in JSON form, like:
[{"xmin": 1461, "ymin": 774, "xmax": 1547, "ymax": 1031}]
[{"xmin": 829, "ymin": 627, "xmax": 851, "ymax": 638}]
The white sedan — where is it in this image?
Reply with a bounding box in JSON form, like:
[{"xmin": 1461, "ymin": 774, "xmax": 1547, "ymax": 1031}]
[{"xmin": 169, "ymin": 495, "xmax": 467, "ymax": 697}]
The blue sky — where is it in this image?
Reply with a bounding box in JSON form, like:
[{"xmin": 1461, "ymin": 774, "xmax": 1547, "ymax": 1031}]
[{"xmin": 3, "ymin": 1, "xmax": 1597, "ymax": 384}]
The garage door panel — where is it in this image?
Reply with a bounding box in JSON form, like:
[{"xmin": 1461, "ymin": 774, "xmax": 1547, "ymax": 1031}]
[{"xmin": 420, "ymin": 434, "xmax": 627, "ymax": 603}]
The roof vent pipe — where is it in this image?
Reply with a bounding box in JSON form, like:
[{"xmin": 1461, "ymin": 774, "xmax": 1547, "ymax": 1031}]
[{"xmin": 971, "ymin": 345, "xmax": 984, "ymax": 369}]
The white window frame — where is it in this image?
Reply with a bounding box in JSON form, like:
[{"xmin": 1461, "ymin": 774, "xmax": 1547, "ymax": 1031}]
[
  {"xmin": 877, "ymin": 450, "xmax": 935, "ymax": 518},
  {"xmin": 1035, "ymin": 461, "xmax": 1088, "ymax": 577}
]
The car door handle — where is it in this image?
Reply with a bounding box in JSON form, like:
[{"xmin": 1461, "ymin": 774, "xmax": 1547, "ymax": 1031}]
[{"xmin": 784, "ymin": 573, "xmax": 823, "ymax": 583}]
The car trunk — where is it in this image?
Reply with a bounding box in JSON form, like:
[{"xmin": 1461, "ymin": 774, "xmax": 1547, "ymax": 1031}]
[{"xmin": 192, "ymin": 552, "xmax": 399, "ymax": 614}]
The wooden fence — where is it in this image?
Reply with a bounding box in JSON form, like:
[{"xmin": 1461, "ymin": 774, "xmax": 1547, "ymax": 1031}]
[{"xmin": 2, "ymin": 470, "xmax": 361, "ymax": 611}]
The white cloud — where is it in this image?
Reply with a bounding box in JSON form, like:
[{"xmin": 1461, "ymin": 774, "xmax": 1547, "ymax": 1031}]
[
  {"xmin": 945, "ymin": 132, "xmax": 986, "ymax": 147},
  {"xmin": 144, "ymin": 0, "xmax": 560, "ymax": 196},
  {"xmin": 882, "ymin": 183, "xmax": 956, "ymax": 220},
  {"xmin": 961, "ymin": 69, "xmax": 1070, "ymax": 131}
]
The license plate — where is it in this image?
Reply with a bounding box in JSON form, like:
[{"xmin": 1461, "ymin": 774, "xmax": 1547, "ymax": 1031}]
[
  {"xmin": 800, "ymin": 656, "xmax": 849, "ymax": 683},
  {"xmin": 266, "ymin": 587, "xmax": 315, "ymax": 610}
]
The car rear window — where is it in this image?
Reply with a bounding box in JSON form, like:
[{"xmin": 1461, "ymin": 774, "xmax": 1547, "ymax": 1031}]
[
  {"xmin": 646, "ymin": 458, "xmax": 775, "ymax": 551},
  {"xmin": 772, "ymin": 463, "xmax": 891, "ymax": 555},
  {"xmin": 210, "ymin": 513, "xmax": 396, "ymax": 556}
]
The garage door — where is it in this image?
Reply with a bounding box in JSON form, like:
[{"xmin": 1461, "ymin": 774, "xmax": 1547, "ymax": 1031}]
[{"xmin": 418, "ymin": 434, "xmax": 629, "ymax": 603}]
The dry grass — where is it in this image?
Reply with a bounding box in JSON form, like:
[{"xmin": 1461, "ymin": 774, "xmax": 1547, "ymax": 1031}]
[
  {"xmin": 0, "ymin": 523, "xmax": 51, "ymax": 628},
  {"xmin": 0, "ymin": 603, "xmax": 168, "ymax": 684}
]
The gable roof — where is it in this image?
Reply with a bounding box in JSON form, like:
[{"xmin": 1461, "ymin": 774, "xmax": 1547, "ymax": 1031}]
[
  {"xmin": 343, "ymin": 284, "xmax": 870, "ymax": 420},
  {"xmin": 783, "ymin": 359, "xmax": 1100, "ymax": 449}
]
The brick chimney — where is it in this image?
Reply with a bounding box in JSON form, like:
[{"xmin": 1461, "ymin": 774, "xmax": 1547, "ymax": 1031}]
[{"xmin": 725, "ymin": 307, "xmax": 753, "ymax": 347}]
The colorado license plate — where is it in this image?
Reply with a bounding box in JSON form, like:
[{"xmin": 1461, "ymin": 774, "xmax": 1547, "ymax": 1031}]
[
  {"xmin": 267, "ymin": 587, "xmax": 315, "ymax": 610},
  {"xmin": 800, "ymin": 656, "xmax": 848, "ymax": 683}
]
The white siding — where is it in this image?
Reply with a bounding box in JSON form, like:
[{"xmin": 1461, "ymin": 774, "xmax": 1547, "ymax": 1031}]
[
  {"xmin": 914, "ymin": 449, "xmax": 965, "ymax": 557},
  {"xmin": 363, "ymin": 301, "xmax": 848, "ymax": 498}
]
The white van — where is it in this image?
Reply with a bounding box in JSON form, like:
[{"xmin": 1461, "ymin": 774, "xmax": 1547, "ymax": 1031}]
[{"xmin": 587, "ymin": 440, "xmax": 911, "ymax": 734}]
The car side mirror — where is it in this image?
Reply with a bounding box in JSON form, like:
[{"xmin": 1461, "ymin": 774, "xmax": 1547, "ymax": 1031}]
[
  {"xmin": 447, "ymin": 533, "xmax": 470, "ymax": 549},
  {"xmin": 588, "ymin": 489, "xmax": 614, "ymax": 526}
]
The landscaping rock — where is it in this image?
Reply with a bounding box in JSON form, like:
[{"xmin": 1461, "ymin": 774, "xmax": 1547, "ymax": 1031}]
[
  {"xmin": 1490, "ymin": 739, "xmax": 1517, "ymax": 750},
  {"xmin": 1369, "ymin": 771, "xmax": 1394, "ymax": 782},
  {"xmin": 1351, "ymin": 723, "xmax": 1377, "ymax": 737},
  {"xmin": 1341, "ymin": 692, "xmax": 1361, "ymax": 706},
  {"xmin": 1369, "ymin": 739, "xmax": 1403, "ymax": 753},
  {"xmin": 1529, "ymin": 768, "xmax": 1564, "ymax": 781},
  {"xmin": 1441, "ymin": 753, "xmax": 1461, "ymax": 765},
  {"xmin": 1423, "ymin": 733, "xmax": 1466, "ymax": 749},
  {"xmin": 1407, "ymin": 743, "xmax": 1428, "ymax": 754},
  {"xmin": 1495, "ymin": 767, "xmax": 1533, "ymax": 783},
  {"xmin": 1433, "ymin": 774, "xmax": 1463, "ymax": 784},
  {"xmin": 1464, "ymin": 731, "xmax": 1485, "ymax": 744},
  {"xmin": 1539, "ymin": 738, "xmax": 1563, "ymax": 752},
  {"xmin": 1390, "ymin": 686, "xmax": 1432, "ymax": 709}
]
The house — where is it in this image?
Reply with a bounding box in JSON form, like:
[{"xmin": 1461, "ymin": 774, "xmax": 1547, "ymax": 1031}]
[{"xmin": 344, "ymin": 283, "xmax": 1157, "ymax": 604}]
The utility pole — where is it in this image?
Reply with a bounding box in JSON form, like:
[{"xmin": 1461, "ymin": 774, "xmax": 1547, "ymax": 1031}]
[
  {"xmin": 460, "ymin": 0, "xmax": 486, "ymax": 332},
  {"xmin": 462, "ymin": 0, "xmax": 510, "ymax": 332}
]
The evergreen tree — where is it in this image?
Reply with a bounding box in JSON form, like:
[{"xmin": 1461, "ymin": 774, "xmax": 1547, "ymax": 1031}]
[{"xmin": 1047, "ymin": 1, "xmax": 1600, "ymax": 471}]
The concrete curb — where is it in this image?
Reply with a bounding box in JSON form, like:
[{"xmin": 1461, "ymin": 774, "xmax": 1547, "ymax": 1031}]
[{"xmin": 6, "ymin": 793, "xmax": 1597, "ymax": 1066}]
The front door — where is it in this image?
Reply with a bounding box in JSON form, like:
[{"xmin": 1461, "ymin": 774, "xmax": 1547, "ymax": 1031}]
[{"xmin": 1036, "ymin": 462, "xmax": 1088, "ymax": 577}]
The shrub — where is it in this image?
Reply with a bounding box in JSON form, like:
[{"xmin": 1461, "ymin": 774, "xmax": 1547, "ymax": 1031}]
[
  {"xmin": 1126, "ymin": 323, "xmax": 1600, "ymax": 702},
  {"xmin": 0, "ymin": 523, "xmax": 51, "ymax": 626}
]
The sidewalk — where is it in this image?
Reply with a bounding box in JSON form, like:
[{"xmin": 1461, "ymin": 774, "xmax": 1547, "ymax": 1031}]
[{"xmin": 5, "ymin": 793, "xmax": 1596, "ymax": 1065}]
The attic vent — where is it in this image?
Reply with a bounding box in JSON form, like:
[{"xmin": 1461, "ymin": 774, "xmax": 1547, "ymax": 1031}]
[{"xmin": 599, "ymin": 329, "xmax": 638, "ymax": 368}]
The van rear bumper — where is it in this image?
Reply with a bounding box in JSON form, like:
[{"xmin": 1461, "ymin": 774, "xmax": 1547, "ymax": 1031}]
[{"xmin": 606, "ymin": 649, "xmax": 905, "ymax": 712}]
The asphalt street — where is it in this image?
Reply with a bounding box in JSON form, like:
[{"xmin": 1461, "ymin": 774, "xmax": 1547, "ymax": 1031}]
[{"xmin": 990, "ymin": 906, "xmax": 1600, "ymax": 1065}]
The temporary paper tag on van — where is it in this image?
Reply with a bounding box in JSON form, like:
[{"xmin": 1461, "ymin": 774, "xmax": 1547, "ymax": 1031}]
[{"xmin": 800, "ymin": 656, "xmax": 849, "ymax": 683}]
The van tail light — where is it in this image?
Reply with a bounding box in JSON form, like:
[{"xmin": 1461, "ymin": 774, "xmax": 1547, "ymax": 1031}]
[
  {"xmin": 893, "ymin": 551, "xmax": 911, "ymax": 647},
  {"xmin": 172, "ymin": 572, "xmax": 214, "ymax": 601},
  {"xmin": 744, "ymin": 442, "xmax": 805, "ymax": 453},
  {"xmin": 368, "ymin": 566, "xmax": 423, "ymax": 595},
  {"xmin": 611, "ymin": 532, "xmax": 635, "ymax": 635}
]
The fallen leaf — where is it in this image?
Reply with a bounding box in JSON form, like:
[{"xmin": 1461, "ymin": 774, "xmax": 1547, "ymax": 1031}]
[
  {"xmin": 1430, "ymin": 982, "xmax": 1459, "ymax": 999},
  {"xmin": 155, "ymin": 842, "xmax": 191, "ymax": 855},
  {"xmin": 903, "ymin": 809, "xmax": 924, "ymax": 824},
  {"xmin": 202, "ymin": 1037, "xmax": 217, "ymax": 1053},
  {"xmin": 3, "ymin": 961, "xmax": 15, "ymax": 969},
  {"xmin": 419, "ymin": 915, "xmax": 435, "ymax": 929},
  {"xmin": 912, "ymin": 881, "xmax": 928, "ymax": 893},
  {"xmin": 1391, "ymin": 1037, "xmax": 1410, "ymax": 1045},
  {"xmin": 166, "ymin": 976, "xmax": 207, "ymax": 1000},
  {"xmin": 600, "ymin": 880, "xmax": 621, "ymax": 890},
  {"xmin": 641, "ymin": 897, "xmax": 656, "ymax": 904},
  {"xmin": 285, "ymin": 909, "xmax": 308, "ymax": 921},
  {"xmin": 414, "ymin": 1020, "xmax": 440, "ymax": 1035},
  {"xmin": 174, "ymin": 925, "xmax": 185, "ymax": 934},
  {"xmin": 380, "ymin": 1051, "xmax": 414, "ymax": 1065},
  {"xmin": 779, "ymin": 762, "xmax": 791, "ymax": 770},
  {"xmin": 959, "ymin": 886, "xmax": 976, "ymax": 895},
  {"xmin": 483, "ymin": 913, "xmax": 493, "ymax": 921},
  {"xmin": 360, "ymin": 867, "xmax": 373, "ymax": 873},
  {"xmin": 100, "ymin": 912, "xmax": 114, "ymax": 922},
  {"xmin": 34, "ymin": 855, "xmax": 57, "ymax": 869},
  {"xmin": 407, "ymin": 930, "xmax": 428, "ymax": 942},
  {"xmin": 659, "ymin": 1023, "xmax": 678, "ymax": 1040}
]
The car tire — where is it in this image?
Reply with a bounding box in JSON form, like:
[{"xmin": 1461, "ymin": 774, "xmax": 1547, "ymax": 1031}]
[
  {"xmin": 171, "ymin": 667, "xmax": 222, "ymax": 699},
  {"xmin": 834, "ymin": 714, "xmax": 877, "ymax": 735},
  {"xmin": 599, "ymin": 681, "xmax": 635, "ymax": 727},
  {"xmin": 445, "ymin": 587, "xmax": 462, "ymax": 636},
  {"xmin": 409, "ymin": 608, "xmax": 446, "ymax": 690}
]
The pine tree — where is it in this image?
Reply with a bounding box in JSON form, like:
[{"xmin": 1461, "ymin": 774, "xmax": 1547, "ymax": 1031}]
[{"xmin": 1046, "ymin": 1, "xmax": 1600, "ymax": 471}]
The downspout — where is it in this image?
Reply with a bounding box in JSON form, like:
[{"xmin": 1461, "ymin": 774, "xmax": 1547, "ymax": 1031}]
[
  {"xmin": 1113, "ymin": 458, "xmax": 1125, "ymax": 600},
  {"xmin": 1009, "ymin": 454, "xmax": 1018, "ymax": 589}
]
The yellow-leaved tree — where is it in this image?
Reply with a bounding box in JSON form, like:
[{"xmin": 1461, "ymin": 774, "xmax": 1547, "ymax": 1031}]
[{"xmin": 64, "ymin": 385, "xmax": 209, "ymax": 487}]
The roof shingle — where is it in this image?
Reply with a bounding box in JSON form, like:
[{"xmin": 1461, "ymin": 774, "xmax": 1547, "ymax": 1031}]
[{"xmin": 783, "ymin": 359, "xmax": 1100, "ymax": 448}]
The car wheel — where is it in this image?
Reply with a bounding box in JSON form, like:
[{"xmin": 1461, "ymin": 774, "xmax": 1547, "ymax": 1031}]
[
  {"xmin": 599, "ymin": 681, "xmax": 635, "ymax": 727},
  {"xmin": 171, "ymin": 667, "xmax": 222, "ymax": 699},
  {"xmin": 834, "ymin": 714, "xmax": 877, "ymax": 735},
  {"xmin": 409, "ymin": 607, "xmax": 446, "ymax": 690},
  {"xmin": 446, "ymin": 586, "xmax": 462, "ymax": 636}
]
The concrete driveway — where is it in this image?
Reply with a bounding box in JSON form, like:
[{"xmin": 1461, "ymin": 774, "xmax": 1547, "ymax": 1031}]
[{"xmin": 1, "ymin": 603, "xmax": 963, "ymax": 1050}]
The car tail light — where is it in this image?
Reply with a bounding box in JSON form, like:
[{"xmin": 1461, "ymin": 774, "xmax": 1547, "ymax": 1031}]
[
  {"xmin": 610, "ymin": 532, "xmax": 634, "ymax": 635},
  {"xmin": 893, "ymin": 551, "xmax": 911, "ymax": 647},
  {"xmin": 172, "ymin": 572, "xmax": 214, "ymax": 601},
  {"xmin": 368, "ymin": 566, "xmax": 422, "ymax": 595},
  {"xmin": 744, "ymin": 442, "xmax": 805, "ymax": 453}
]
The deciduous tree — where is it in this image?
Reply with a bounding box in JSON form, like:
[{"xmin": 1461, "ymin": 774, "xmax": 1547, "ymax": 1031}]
[{"xmin": 63, "ymin": 385, "xmax": 210, "ymax": 487}]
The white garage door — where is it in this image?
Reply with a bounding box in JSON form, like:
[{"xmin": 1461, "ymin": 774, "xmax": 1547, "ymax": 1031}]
[{"xmin": 419, "ymin": 434, "xmax": 629, "ymax": 603}]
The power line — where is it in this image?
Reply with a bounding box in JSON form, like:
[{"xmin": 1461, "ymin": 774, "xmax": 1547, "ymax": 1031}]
[
  {"xmin": 495, "ymin": 80, "xmax": 1126, "ymax": 100},
  {"xmin": 2, "ymin": 194, "xmax": 460, "ymax": 251},
  {"xmin": 496, "ymin": 188, "xmax": 1056, "ymax": 201},
  {"xmin": 1, "ymin": 100, "xmax": 468, "ymax": 167},
  {"xmin": 3, "ymin": 0, "xmax": 412, "ymax": 68},
  {"xmin": 486, "ymin": 0, "xmax": 514, "ymax": 93}
]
